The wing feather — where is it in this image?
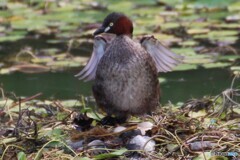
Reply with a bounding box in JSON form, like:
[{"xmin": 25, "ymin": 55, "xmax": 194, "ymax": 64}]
[
  {"xmin": 75, "ymin": 36, "xmax": 106, "ymax": 81},
  {"xmin": 141, "ymin": 35, "xmax": 184, "ymax": 72}
]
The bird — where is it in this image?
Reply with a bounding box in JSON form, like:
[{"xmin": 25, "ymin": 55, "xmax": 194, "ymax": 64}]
[{"xmin": 75, "ymin": 12, "xmax": 183, "ymax": 124}]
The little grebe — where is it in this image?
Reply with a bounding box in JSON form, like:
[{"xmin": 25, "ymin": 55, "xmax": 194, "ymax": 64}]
[{"xmin": 75, "ymin": 12, "xmax": 183, "ymax": 123}]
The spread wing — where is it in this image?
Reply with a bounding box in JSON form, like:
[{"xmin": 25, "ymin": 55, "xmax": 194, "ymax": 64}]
[
  {"xmin": 75, "ymin": 36, "xmax": 106, "ymax": 81},
  {"xmin": 140, "ymin": 35, "xmax": 184, "ymax": 73}
]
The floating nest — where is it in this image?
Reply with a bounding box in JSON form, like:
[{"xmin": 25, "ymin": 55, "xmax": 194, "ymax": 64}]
[{"xmin": 0, "ymin": 77, "xmax": 240, "ymax": 160}]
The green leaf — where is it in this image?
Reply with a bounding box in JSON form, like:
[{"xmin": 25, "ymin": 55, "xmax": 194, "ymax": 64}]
[
  {"xmin": 86, "ymin": 111, "xmax": 104, "ymax": 121},
  {"xmin": 188, "ymin": 109, "xmax": 207, "ymax": 118},
  {"xmin": 17, "ymin": 151, "xmax": 27, "ymax": 160},
  {"xmin": 73, "ymin": 157, "xmax": 92, "ymax": 160},
  {"xmin": 166, "ymin": 144, "xmax": 178, "ymax": 152},
  {"xmin": 44, "ymin": 128, "xmax": 63, "ymax": 138},
  {"xmin": 57, "ymin": 112, "xmax": 68, "ymax": 121},
  {"xmin": 193, "ymin": 152, "xmax": 211, "ymax": 160},
  {"xmin": 94, "ymin": 148, "xmax": 128, "ymax": 160}
]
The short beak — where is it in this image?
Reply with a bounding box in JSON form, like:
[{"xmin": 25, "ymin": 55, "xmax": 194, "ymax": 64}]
[{"xmin": 93, "ymin": 27, "xmax": 105, "ymax": 36}]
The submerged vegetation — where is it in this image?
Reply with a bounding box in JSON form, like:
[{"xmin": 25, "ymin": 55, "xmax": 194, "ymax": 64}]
[{"xmin": 0, "ymin": 0, "xmax": 240, "ymax": 159}]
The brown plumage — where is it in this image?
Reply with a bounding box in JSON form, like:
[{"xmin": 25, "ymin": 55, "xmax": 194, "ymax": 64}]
[
  {"xmin": 75, "ymin": 12, "xmax": 183, "ymax": 122},
  {"xmin": 93, "ymin": 35, "xmax": 159, "ymax": 119}
]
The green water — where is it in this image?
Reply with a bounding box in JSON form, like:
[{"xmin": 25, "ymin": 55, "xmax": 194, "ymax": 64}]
[{"xmin": 0, "ymin": 68, "xmax": 234, "ymax": 104}]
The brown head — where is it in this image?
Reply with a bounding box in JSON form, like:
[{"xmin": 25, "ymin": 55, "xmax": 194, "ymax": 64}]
[{"xmin": 94, "ymin": 12, "xmax": 133, "ymax": 36}]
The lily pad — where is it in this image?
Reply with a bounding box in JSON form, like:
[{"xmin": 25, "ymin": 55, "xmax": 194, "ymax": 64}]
[
  {"xmin": 60, "ymin": 99, "xmax": 82, "ymax": 108},
  {"xmin": 31, "ymin": 57, "xmax": 53, "ymax": 64},
  {"xmin": 187, "ymin": 28, "xmax": 210, "ymax": 35},
  {"xmin": 47, "ymin": 60, "xmax": 82, "ymax": 68},
  {"xmin": 208, "ymin": 30, "xmax": 238, "ymax": 37},
  {"xmin": 180, "ymin": 40, "xmax": 199, "ymax": 46},
  {"xmin": 10, "ymin": 64, "xmax": 50, "ymax": 73},
  {"xmin": 174, "ymin": 63, "xmax": 198, "ymax": 71},
  {"xmin": 161, "ymin": 22, "xmax": 181, "ymax": 30},
  {"xmin": 213, "ymin": 23, "xmax": 240, "ymax": 29},
  {"xmin": 231, "ymin": 66, "xmax": 240, "ymax": 71},
  {"xmin": 218, "ymin": 55, "xmax": 240, "ymax": 61},
  {"xmin": 172, "ymin": 47, "xmax": 197, "ymax": 56},
  {"xmin": 184, "ymin": 56, "xmax": 214, "ymax": 64},
  {"xmin": 0, "ymin": 99, "xmax": 14, "ymax": 108},
  {"xmin": 203, "ymin": 62, "xmax": 230, "ymax": 69},
  {"xmin": 0, "ymin": 34, "xmax": 25, "ymax": 42},
  {"xmin": 228, "ymin": 1, "xmax": 240, "ymax": 11}
]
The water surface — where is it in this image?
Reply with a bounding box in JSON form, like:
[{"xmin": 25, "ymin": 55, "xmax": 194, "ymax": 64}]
[{"xmin": 0, "ymin": 68, "xmax": 234, "ymax": 104}]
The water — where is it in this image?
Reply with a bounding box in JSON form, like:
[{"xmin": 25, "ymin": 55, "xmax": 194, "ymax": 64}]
[
  {"xmin": 0, "ymin": 68, "xmax": 234, "ymax": 104},
  {"xmin": 0, "ymin": 36, "xmax": 237, "ymax": 104}
]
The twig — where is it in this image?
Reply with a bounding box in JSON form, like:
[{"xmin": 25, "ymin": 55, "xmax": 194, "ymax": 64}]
[
  {"xmin": 34, "ymin": 140, "xmax": 77, "ymax": 160},
  {"xmin": 9, "ymin": 93, "xmax": 43, "ymax": 109},
  {"xmin": 53, "ymin": 100, "xmax": 72, "ymax": 113},
  {"xmin": 0, "ymin": 87, "xmax": 5, "ymax": 99},
  {"xmin": 1, "ymin": 144, "xmax": 25, "ymax": 159},
  {"xmin": 164, "ymin": 129, "xmax": 184, "ymax": 156}
]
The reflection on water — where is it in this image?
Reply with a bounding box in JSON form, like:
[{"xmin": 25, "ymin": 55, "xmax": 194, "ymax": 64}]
[
  {"xmin": 0, "ymin": 68, "xmax": 234, "ymax": 104},
  {"xmin": 161, "ymin": 68, "xmax": 233, "ymax": 103}
]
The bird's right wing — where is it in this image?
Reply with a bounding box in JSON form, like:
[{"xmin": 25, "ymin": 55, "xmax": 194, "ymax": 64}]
[{"xmin": 75, "ymin": 36, "xmax": 106, "ymax": 81}]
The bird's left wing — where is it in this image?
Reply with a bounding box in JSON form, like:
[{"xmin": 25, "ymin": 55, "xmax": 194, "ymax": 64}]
[
  {"xmin": 75, "ymin": 36, "xmax": 106, "ymax": 81},
  {"xmin": 140, "ymin": 35, "xmax": 184, "ymax": 73}
]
